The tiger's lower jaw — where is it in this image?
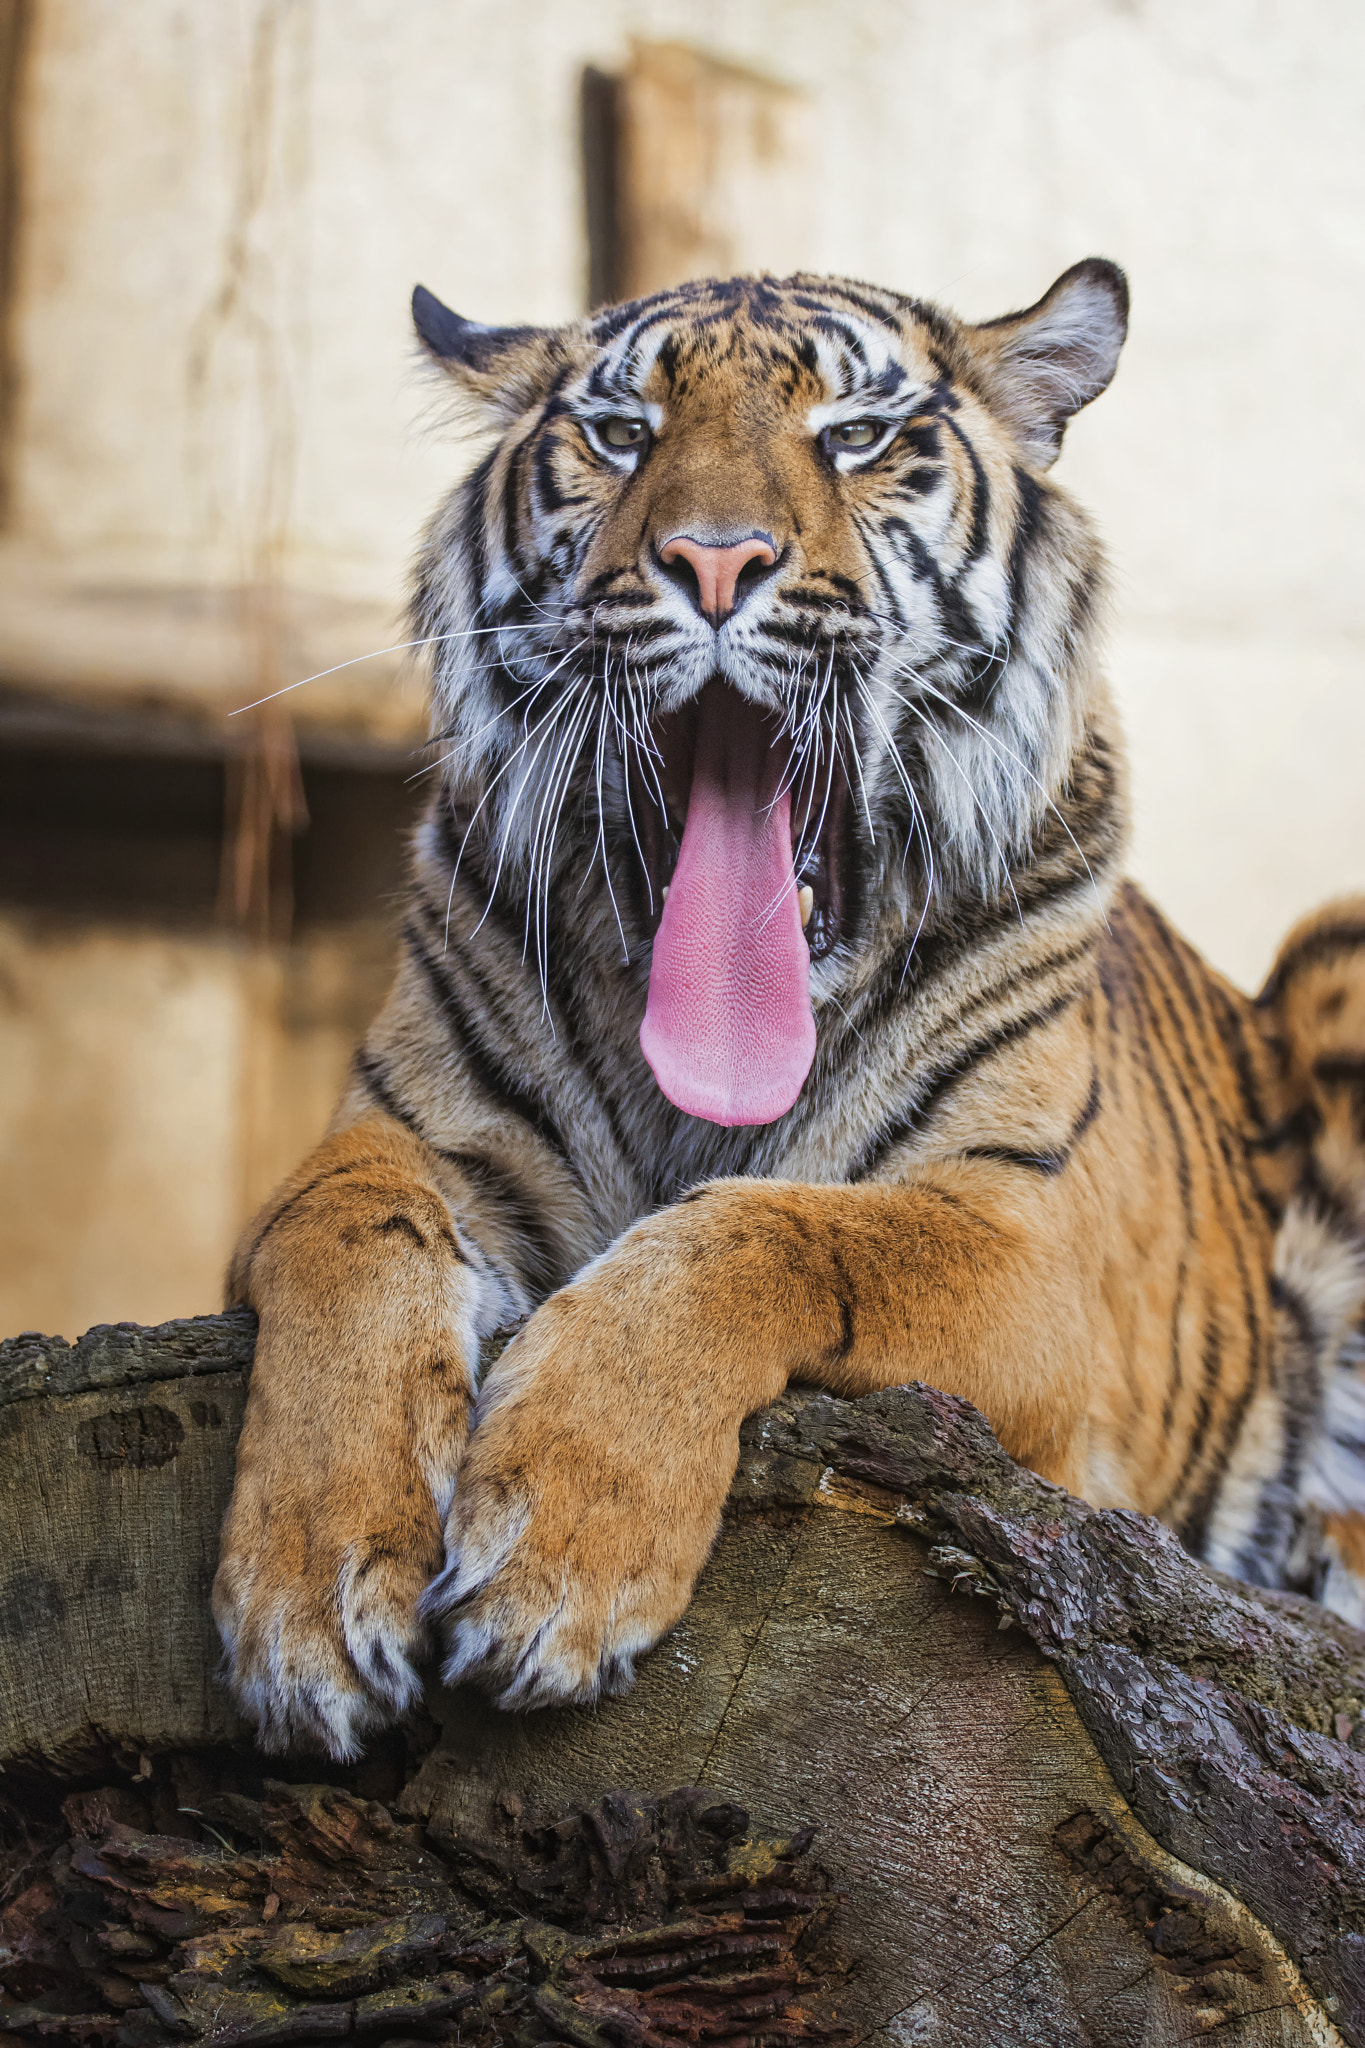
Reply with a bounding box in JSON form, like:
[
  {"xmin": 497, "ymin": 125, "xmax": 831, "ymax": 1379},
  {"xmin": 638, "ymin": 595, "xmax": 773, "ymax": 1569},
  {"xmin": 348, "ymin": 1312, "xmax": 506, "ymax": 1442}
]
[{"xmin": 635, "ymin": 680, "xmax": 851, "ymax": 1126}]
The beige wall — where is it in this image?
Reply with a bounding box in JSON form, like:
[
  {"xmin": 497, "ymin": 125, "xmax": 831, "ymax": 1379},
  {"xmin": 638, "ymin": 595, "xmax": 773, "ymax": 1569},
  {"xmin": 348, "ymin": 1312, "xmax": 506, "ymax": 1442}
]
[
  {"xmin": 8, "ymin": 0, "xmax": 1362, "ymax": 987},
  {"xmin": 0, "ymin": 914, "xmax": 394, "ymax": 1336},
  {"xmin": 2, "ymin": 1, "xmax": 1363, "ymax": 1332},
  {"xmin": 0, "ymin": 919, "xmax": 245, "ymax": 1333}
]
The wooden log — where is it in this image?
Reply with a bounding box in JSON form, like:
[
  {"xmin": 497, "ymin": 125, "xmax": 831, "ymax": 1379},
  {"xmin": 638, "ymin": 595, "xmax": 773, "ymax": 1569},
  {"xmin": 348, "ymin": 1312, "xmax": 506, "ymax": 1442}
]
[
  {"xmin": 0, "ymin": 1314, "xmax": 257, "ymax": 1770},
  {"xmin": 2, "ymin": 1315, "xmax": 1362, "ymax": 2045}
]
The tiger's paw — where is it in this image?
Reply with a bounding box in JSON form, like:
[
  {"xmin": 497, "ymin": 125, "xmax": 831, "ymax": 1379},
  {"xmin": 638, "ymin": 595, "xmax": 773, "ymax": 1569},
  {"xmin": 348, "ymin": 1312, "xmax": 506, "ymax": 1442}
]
[
  {"xmin": 421, "ymin": 1294, "xmax": 735, "ymax": 1711},
  {"xmin": 423, "ymin": 1478, "xmax": 677, "ymax": 1713},
  {"xmin": 213, "ymin": 1488, "xmax": 445, "ymax": 1759}
]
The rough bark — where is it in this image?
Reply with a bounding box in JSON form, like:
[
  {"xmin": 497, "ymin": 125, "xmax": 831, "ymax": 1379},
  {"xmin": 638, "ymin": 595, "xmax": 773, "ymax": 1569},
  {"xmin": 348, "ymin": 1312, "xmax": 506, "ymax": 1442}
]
[{"xmin": 2, "ymin": 1314, "xmax": 1362, "ymax": 2046}]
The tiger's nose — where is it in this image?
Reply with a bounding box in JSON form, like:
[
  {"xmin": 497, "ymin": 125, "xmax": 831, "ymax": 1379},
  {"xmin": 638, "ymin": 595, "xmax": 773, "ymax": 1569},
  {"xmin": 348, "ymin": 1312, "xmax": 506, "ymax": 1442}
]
[{"xmin": 657, "ymin": 532, "xmax": 778, "ymax": 628}]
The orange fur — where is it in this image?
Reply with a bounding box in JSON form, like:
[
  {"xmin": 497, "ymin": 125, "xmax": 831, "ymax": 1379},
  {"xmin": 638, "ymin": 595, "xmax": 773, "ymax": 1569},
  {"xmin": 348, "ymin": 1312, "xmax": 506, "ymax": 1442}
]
[{"xmin": 213, "ymin": 1121, "xmax": 482, "ymax": 1754}]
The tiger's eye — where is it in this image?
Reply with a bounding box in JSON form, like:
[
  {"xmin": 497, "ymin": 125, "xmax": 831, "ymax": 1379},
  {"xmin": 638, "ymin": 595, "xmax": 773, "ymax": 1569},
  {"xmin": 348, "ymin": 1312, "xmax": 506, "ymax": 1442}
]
[
  {"xmin": 832, "ymin": 419, "xmax": 881, "ymax": 449},
  {"xmin": 600, "ymin": 416, "xmax": 649, "ymax": 450}
]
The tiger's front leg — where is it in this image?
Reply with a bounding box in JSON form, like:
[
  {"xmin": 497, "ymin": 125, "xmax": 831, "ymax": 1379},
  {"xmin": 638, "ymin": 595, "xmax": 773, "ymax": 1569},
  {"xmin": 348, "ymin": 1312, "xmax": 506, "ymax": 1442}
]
[
  {"xmin": 433, "ymin": 1165, "xmax": 1095, "ymax": 1709},
  {"xmin": 212, "ymin": 1115, "xmax": 523, "ymax": 1758}
]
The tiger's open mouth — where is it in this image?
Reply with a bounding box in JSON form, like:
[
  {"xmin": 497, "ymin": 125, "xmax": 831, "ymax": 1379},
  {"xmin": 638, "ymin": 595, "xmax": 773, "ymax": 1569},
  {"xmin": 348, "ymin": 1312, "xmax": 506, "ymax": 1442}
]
[
  {"xmin": 631, "ymin": 681, "xmax": 850, "ymax": 1128},
  {"xmin": 633, "ymin": 684, "xmax": 851, "ymax": 960}
]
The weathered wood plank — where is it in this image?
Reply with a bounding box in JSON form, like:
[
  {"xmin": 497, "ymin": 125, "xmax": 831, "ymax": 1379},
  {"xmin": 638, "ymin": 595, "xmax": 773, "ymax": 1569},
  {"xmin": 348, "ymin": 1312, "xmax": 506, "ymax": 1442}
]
[
  {"xmin": 0, "ymin": 1311, "xmax": 257, "ymax": 1408},
  {"xmin": 0, "ymin": 1367, "xmax": 250, "ymax": 1767}
]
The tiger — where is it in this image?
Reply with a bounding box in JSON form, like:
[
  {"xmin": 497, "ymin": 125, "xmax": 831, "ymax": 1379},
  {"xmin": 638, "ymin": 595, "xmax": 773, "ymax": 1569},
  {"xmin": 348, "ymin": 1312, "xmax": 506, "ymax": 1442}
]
[{"xmin": 212, "ymin": 259, "xmax": 1365, "ymax": 1760}]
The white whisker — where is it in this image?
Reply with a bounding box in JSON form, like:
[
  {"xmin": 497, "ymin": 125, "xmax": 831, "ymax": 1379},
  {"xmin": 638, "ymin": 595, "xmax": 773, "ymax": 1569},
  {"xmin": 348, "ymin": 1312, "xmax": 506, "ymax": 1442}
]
[
  {"xmin": 589, "ymin": 640, "xmax": 631, "ymax": 963},
  {"xmin": 527, "ymin": 693, "xmax": 597, "ymax": 1014},
  {"xmin": 456, "ymin": 687, "xmax": 581, "ymax": 950},
  {"xmin": 610, "ymin": 647, "xmax": 655, "ymax": 920},
  {"xmin": 850, "ymin": 669, "xmax": 937, "ymax": 983},
  {"xmin": 230, "ymin": 626, "xmax": 517, "ymax": 717},
  {"xmin": 891, "ymin": 685, "xmax": 1025, "ymax": 928},
  {"xmin": 885, "ymin": 667, "xmax": 1108, "ymax": 930}
]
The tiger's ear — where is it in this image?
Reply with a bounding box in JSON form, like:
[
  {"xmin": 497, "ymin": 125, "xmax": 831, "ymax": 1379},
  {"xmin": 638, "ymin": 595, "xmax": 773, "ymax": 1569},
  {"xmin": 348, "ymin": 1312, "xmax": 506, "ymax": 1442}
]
[
  {"xmin": 412, "ymin": 284, "xmax": 564, "ymax": 420},
  {"xmin": 966, "ymin": 259, "xmax": 1129, "ymax": 468}
]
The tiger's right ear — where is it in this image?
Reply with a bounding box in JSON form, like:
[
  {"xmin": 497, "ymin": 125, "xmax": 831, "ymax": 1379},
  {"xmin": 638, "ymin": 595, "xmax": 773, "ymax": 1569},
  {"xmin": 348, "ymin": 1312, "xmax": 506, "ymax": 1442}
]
[
  {"xmin": 965, "ymin": 259, "xmax": 1129, "ymax": 469},
  {"xmin": 412, "ymin": 284, "xmax": 563, "ymax": 419}
]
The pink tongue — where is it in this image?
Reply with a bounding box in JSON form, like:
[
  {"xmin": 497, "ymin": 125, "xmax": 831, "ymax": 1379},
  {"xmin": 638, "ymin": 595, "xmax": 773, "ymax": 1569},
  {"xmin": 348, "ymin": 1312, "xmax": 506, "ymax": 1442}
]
[{"xmin": 640, "ymin": 686, "xmax": 816, "ymax": 1126}]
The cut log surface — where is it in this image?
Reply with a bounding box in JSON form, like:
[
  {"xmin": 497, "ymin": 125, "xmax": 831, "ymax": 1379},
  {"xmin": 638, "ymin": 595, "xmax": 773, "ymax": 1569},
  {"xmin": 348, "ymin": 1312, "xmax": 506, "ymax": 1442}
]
[
  {"xmin": 0, "ymin": 1314, "xmax": 258, "ymax": 1767},
  {"xmin": 2, "ymin": 1316, "xmax": 1363, "ymax": 2047}
]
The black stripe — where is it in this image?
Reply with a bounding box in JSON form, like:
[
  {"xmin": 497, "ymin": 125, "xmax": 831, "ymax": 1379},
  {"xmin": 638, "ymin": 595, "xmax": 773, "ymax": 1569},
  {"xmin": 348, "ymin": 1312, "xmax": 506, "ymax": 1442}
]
[
  {"xmin": 826, "ymin": 1236, "xmax": 857, "ymax": 1364},
  {"xmin": 940, "ymin": 414, "xmax": 991, "ymax": 565},
  {"xmin": 1268, "ymin": 1268, "xmax": 1319, "ymax": 1348},
  {"xmin": 1244, "ymin": 1103, "xmax": 1316, "ymax": 1157},
  {"xmin": 1126, "ymin": 913, "xmax": 1266, "ymax": 1529},
  {"xmin": 422, "ymin": 819, "xmax": 643, "ymax": 1194},
  {"xmin": 1160, "ymin": 1263, "xmax": 1187, "ymax": 1437},
  {"xmin": 1233, "ymin": 1269, "xmax": 1325, "ymax": 1582},
  {"xmin": 241, "ymin": 1161, "xmax": 367, "ymax": 1272},
  {"xmin": 1258, "ymin": 920, "xmax": 1365, "ymax": 1005},
  {"xmin": 377, "ymin": 1212, "xmax": 425, "ymax": 1246},
  {"xmin": 455, "ymin": 451, "xmax": 496, "ymax": 613},
  {"xmin": 1140, "ymin": 906, "xmax": 1290, "ymax": 1249},
  {"xmin": 1134, "ymin": 904, "xmax": 1272, "ymax": 1315},
  {"xmin": 1175, "ymin": 1311, "xmax": 1226, "ymax": 1556},
  {"xmin": 536, "ymin": 918, "xmax": 653, "ymax": 1188},
  {"xmin": 851, "ymin": 986, "xmax": 1079, "ymax": 1181},
  {"xmin": 401, "ymin": 918, "xmax": 574, "ymax": 1166},
  {"xmin": 1006, "ymin": 465, "xmax": 1045, "ymax": 625},
  {"xmin": 959, "ymin": 1065, "xmax": 1102, "ymax": 1177},
  {"xmin": 1204, "ymin": 977, "xmax": 1277, "ymax": 1142},
  {"xmin": 953, "ymin": 1146, "xmax": 1062, "ymax": 1176},
  {"xmin": 353, "ymin": 1048, "xmax": 564, "ymax": 1289},
  {"xmin": 1315, "ymin": 1054, "xmax": 1365, "ymax": 1087},
  {"xmin": 500, "ymin": 436, "xmax": 528, "ymax": 584},
  {"xmin": 1299, "ymin": 1151, "xmax": 1356, "ymax": 1231},
  {"xmin": 427, "ymin": 821, "xmax": 534, "ymax": 967},
  {"xmin": 861, "ymin": 727, "xmax": 1118, "ymax": 1024},
  {"xmin": 851, "ymin": 505, "xmax": 907, "ymax": 629},
  {"xmin": 1104, "ymin": 910, "xmax": 1195, "ymax": 1449},
  {"xmin": 1059, "ymin": 561, "xmax": 1100, "ymax": 672},
  {"xmin": 1139, "ymin": 903, "xmax": 1228, "ymax": 1082},
  {"xmin": 856, "ymin": 917, "xmax": 1096, "ymax": 1064},
  {"xmin": 443, "ymin": 1151, "xmax": 565, "ymax": 1291},
  {"xmin": 925, "ymin": 1184, "xmax": 1001, "ymax": 1236}
]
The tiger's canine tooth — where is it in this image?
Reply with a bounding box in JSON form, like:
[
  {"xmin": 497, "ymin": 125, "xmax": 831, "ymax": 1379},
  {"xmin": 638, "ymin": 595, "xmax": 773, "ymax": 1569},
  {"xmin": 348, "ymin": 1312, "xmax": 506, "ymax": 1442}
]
[{"xmin": 798, "ymin": 885, "xmax": 814, "ymax": 929}]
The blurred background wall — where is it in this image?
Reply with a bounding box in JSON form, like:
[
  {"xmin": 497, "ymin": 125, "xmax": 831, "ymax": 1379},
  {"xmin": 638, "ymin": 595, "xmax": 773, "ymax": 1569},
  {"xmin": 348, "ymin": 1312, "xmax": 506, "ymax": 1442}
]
[{"xmin": 1, "ymin": 0, "xmax": 1362, "ymax": 1337}]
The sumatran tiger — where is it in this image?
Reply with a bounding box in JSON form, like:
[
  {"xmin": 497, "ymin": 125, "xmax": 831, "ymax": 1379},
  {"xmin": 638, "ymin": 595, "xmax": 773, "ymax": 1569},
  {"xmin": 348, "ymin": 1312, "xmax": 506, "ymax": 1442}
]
[{"xmin": 212, "ymin": 260, "xmax": 1365, "ymax": 1758}]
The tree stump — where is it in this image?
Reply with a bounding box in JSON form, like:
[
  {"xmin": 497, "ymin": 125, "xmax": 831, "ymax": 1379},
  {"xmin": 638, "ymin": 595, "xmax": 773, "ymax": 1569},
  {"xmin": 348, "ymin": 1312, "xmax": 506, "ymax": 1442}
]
[{"xmin": 2, "ymin": 1316, "xmax": 1363, "ymax": 2046}]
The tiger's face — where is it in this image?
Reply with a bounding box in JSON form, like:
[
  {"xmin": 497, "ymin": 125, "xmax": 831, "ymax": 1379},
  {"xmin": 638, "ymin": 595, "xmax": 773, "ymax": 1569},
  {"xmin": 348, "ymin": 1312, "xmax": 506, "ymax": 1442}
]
[{"xmin": 414, "ymin": 264, "xmax": 1127, "ymax": 1125}]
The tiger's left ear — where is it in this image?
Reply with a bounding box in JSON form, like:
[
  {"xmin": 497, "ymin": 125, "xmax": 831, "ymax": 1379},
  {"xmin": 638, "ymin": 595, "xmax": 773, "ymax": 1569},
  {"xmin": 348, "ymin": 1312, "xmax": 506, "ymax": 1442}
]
[
  {"xmin": 966, "ymin": 259, "xmax": 1129, "ymax": 468},
  {"xmin": 413, "ymin": 284, "xmax": 564, "ymax": 421}
]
